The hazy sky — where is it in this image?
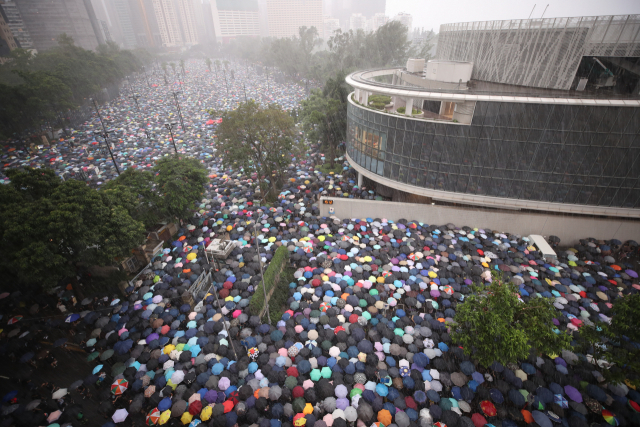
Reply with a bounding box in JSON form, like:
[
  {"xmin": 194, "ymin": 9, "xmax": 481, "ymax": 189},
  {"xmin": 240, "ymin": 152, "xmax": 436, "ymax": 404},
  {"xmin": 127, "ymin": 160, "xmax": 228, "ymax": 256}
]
[{"xmin": 386, "ymin": 0, "xmax": 640, "ymax": 32}]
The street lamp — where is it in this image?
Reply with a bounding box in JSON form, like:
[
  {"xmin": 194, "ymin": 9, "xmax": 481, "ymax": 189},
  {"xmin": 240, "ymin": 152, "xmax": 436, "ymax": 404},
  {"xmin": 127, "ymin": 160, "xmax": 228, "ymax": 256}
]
[
  {"xmin": 164, "ymin": 122, "xmax": 179, "ymax": 154},
  {"xmin": 90, "ymin": 98, "xmax": 120, "ymax": 175},
  {"xmin": 253, "ymin": 219, "xmax": 271, "ymax": 325},
  {"xmin": 170, "ymin": 91, "xmax": 185, "ymax": 131}
]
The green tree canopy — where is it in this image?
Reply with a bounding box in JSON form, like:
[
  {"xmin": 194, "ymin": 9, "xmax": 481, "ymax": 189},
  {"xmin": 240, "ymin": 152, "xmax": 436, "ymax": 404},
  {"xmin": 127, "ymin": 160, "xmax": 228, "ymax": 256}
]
[
  {"xmin": 451, "ymin": 274, "xmax": 572, "ymax": 367},
  {"xmin": 300, "ymin": 72, "xmax": 348, "ymax": 168},
  {"xmin": 153, "ymin": 156, "xmax": 207, "ymax": 222},
  {"xmin": 0, "ymin": 168, "xmax": 145, "ymax": 290},
  {"xmin": 577, "ymin": 293, "xmax": 640, "ymax": 386},
  {"xmin": 212, "ymin": 100, "xmax": 295, "ymax": 196},
  {"xmin": 104, "ymin": 168, "xmax": 160, "ymax": 229}
]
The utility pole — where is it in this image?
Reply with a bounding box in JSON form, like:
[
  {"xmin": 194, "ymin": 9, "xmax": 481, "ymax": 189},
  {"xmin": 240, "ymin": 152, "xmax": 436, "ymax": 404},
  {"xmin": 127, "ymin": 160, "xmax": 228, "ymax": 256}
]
[
  {"xmin": 171, "ymin": 91, "xmax": 185, "ymax": 131},
  {"xmin": 164, "ymin": 122, "xmax": 179, "ymax": 154},
  {"xmin": 223, "ymin": 69, "xmax": 229, "ymax": 95},
  {"xmin": 90, "ymin": 98, "xmax": 120, "ymax": 175},
  {"xmin": 243, "ymin": 83, "xmax": 247, "ymax": 103}
]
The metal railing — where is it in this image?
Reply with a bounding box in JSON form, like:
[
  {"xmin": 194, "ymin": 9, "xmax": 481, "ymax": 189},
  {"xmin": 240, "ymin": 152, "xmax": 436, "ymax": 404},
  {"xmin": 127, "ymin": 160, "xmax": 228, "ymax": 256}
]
[{"xmin": 189, "ymin": 271, "xmax": 213, "ymax": 301}]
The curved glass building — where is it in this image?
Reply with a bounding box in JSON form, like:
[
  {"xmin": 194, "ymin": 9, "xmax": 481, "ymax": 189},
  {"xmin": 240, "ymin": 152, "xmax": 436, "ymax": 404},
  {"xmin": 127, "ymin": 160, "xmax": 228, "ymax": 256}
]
[{"xmin": 345, "ymin": 15, "xmax": 640, "ymax": 219}]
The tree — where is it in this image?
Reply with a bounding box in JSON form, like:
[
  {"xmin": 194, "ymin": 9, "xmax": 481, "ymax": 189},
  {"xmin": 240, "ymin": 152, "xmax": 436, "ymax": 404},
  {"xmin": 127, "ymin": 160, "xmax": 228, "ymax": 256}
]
[
  {"xmin": 212, "ymin": 100, "xmax": 295, "ymax": 197},
  {"xmin": 374, "ymin": 21, "xmax": 412, "ymax": 66},
  {"xmin": 169, "ymin": 62, "xmax": 176, "ymax": 74},
  {"xmin": 451, "ymin": 274, "xmax": 572, "ymax": 367},
  {"xmin": 0, "ymin": 168, "xmax": 145, "ymax": 290},
  {"xmin": 104, "ymin": 168, "xmax": 160, "ymax": 229},
  {"xmin": 205, "ymin": 58, "xmax": 212, "ymax": 71},
  {"xmin": 577, "ymin": 294, "xmax": 640, "ymax": 386},
  {"xmin": 179, "ymin": 59, "xmax": 186, "ymax": 76},
  {"xmin": 153, "ymin": 156, "xmax": 207, "ymax": 222},
  {"xmin": 300, "ymin": 72, "xmax": 348, "ymax": 168}
]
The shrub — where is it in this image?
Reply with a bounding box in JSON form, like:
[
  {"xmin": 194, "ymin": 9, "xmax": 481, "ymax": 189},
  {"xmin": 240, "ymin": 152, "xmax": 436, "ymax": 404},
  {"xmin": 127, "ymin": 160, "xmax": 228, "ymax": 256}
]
[
  {"xmin": 451, "ymin": 273, "xmax": 571, "ymax": 367},
  {"xmin": 369, "ymin": 102, "xmax": 386, "ymax": 110},
  {"xmin": 248, "ymin": 245, "xmax": 290, "ymax": 321},
  {"xmin": 369, "ymin": 95, "xmax": 391, "ymax": 105},
  {"xmin": 396, "ymin": 107, "xmax": 422, "ymax": 115}
]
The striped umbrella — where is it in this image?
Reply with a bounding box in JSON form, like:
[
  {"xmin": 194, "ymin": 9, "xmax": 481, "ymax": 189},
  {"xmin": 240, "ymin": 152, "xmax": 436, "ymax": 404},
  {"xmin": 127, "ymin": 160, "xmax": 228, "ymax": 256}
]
[{"xmin": 111, "ymin": 378, "xmax": 129, "ymax": 396}]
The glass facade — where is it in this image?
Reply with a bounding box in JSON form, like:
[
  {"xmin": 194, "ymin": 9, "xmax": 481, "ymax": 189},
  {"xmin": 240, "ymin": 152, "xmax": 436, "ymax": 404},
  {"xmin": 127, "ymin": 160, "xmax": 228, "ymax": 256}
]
[{"xmin": 347, "ymin": 99, "xmax": 640, "ymax": 208}]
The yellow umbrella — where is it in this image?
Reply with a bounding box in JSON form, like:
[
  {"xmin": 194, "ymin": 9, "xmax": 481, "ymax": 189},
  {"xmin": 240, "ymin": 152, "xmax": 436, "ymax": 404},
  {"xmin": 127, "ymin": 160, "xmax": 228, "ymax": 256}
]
[
  {"xmin": 159, "ymin": 410, "xmax": 171, "ymax": 425},
  {"xmin": 163, "ymin": 344, "xmax": 176, "ymax": 355},
  {"xmin": 201, "ymin": 405, "xmax": 213, "ymax": 421},
  {"xmin": 181, "ymin": 412, "xmax": 193, "ymax": 424}
]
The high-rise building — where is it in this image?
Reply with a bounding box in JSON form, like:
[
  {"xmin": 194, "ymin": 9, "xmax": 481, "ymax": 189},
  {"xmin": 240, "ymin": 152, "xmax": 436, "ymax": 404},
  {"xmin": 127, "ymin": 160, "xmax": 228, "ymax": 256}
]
[
  {"xmin": 349, "ymin": 13, "xmax": 365, "ymax": 32},
  {"xmin": 328, "ymin": 0, "xmax": 385, "ymax": 31},
  {"xmin": 13, "ymin": 0, "xmax": 103, "ymax": 51},
  {"xmin": 194, "ymin": 0, "xmax": 215, "ymax": 44},
  {"xmin": 152, "ymin": 0, "xmax": 183, "ymax": 46},
  {"xmin": 0, "ymin": 1, "xmax": 34, "ymax": 51},
  {"xmin": 0, "ymin": 5, "xmax": 18, "ymax": 62},
  {"xmin": 174, "ymin": 0, "xmax": 198, "ymax": 45},
  {"xmin": 323, "ymin": 16, "xmax": 339, "ymax": 39},
  {"xmin": 371, "ymin": 12, "xmax": 388, "ymax": 32},
  {"xmin": 211, "ymin": 0, "xmax": 260, "ymax": 43},
  {"xmin": 392, "ymin": 12, "xmax": 412, "ymax": 33},
  {"xmin": 266, "ymin": 0, "xmax": 322, "ymax": 39},
  {"xmin": 131, "ymin": 0, "xmax": 163, "ymax": 48}
]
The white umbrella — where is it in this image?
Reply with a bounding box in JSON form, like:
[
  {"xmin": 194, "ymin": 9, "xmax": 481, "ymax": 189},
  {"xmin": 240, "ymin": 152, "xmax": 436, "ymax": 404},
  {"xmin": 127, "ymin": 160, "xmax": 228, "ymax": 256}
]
[
  {"xmin": 171, "ymin": 370, "xmax": 185, "ymax": 384},
  {"xmin": 112, "ymin": 408, "xmax": 129, "ymax": 423},
  {"xmin": 52, "ymin": 388, "xmax": 67, "ymax": 400}
]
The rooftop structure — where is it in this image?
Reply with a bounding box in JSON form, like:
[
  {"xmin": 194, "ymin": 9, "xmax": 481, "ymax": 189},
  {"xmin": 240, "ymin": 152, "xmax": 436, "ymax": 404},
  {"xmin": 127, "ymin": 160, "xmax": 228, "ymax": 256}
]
[{"xmin": 345, "ymin": 15, "xmax": 640, "ymax": 219}]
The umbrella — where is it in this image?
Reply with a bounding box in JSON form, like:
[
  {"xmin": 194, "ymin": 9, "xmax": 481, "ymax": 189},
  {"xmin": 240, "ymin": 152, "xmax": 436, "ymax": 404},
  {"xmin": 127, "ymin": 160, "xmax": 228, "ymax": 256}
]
[
  {"xmin": 112, "ymin": 379, "xmax": 129, "ymax": 395},
  {"xmin": 112, "ymin": 408, "xmax": 129, "ymax": 423},
  {"xmin": 47, "ymin": 410, "xmax": 62, "ymax": 423},
  {"xmin": 146, "ymin": 407, "xmax": 161, "ymax": 425},
  {"xmin": 52, "ymin": 389, "xmax": 68, "ymax": 399}
]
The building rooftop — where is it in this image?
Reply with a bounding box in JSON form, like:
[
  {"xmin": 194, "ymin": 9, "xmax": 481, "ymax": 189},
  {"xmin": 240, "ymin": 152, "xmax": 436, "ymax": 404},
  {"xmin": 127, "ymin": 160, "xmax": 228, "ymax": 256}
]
[{"xmin": 350, "ymin": 67, "xmax": 640, "ymax": 101}]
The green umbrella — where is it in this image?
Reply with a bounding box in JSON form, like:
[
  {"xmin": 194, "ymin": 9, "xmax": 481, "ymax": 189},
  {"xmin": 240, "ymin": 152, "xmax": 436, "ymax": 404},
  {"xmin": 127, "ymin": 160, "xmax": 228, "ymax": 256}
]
[
  {"xmin": 321, "ymin": 367, "xmax": 332, "ymax": 379},
  {"xmin": 285, "ymin": 376, "xmax": 297, "ymax": 389},
  {"xmin": 111, "ymin": 362, "xmax": 126, "ymax": 376},
  {"xmin": 310, "ymin": 369, "xmax": 321, "ymax": 381},
  {"xmin": 100, "ymin": 349, "xmax": 114, "ymax": 361},
  {"xmin": 86, "ymin": 338, "xmax": 97, "ymax": 347},
  {"xmin": 87, "ymin": 351, "xmax": 100, "ymax": 361}
]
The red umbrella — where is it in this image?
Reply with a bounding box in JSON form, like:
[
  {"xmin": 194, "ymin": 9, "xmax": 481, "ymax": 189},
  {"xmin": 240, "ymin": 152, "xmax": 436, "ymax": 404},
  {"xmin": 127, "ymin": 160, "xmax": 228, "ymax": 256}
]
[
  {"xmin": 480, "ymin": 400, "xmax": 496, "ymax": 417},
  {"xmin": 188, "ymin": 400, "xmax": 202, "ymax": 415},
  {"xmin": 471, "ymin": 413, "xmax": 487, "ymax": 427},
  {"xmin": 146, "ymin": 407, "xmax": 160, "ymax": 425}
]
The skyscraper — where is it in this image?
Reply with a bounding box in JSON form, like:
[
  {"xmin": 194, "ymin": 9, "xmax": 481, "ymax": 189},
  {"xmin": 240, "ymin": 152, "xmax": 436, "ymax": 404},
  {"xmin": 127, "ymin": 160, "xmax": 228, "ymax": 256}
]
[
  {"xmin": 266, "ymin": 0, "xmax": 322, "ymax": 39},
  {"xmin": 328, "ymin": 0, "xmax": 385, "ymax": 31},
  {"xmin": 211, "ymin": 0, "xmax": 260, "ymax": 43},
  {"xmin": 392, "ymin": 12, "xmax": 413, "ymax": 32},
  {"xmin": 0, "ymin": 0, "xmax": 34, "ymax": 51},
  {"xmin": 13, "ymin": 0, "xmax": 103, "ymax": 51},
  {"xmin": 0, "ymin": 4, "xmax": 18, "ymax": 62},
  {"xmin": 323, "ymin": 16, "xmax": 339, "ymax": 39},
  {"xmin": 349, "ymin": 13, "xmax": 365, "ymax": 32},
  {"xmin": 152, "ymin": 0, "xmax": 183, "ymax": 46},
  {"xmin": 174, "ymin": 0, "xmax": 198, "ymax": 45}
]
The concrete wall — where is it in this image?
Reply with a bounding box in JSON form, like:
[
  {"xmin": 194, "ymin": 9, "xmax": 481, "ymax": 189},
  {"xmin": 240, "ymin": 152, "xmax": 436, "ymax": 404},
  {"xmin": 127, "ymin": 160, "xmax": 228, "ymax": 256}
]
[{"xmin": 318, "ymin": 198, "xmax": 640, "ymax": 246}]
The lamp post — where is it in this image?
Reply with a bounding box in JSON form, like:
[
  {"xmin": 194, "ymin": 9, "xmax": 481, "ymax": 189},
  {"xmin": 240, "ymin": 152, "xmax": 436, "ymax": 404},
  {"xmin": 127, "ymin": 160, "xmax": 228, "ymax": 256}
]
[
  {"xmin": 164, "ymin": 122, "xmax": 179, "ymax": 154},
  {"xmin": 90, "ymin": 98, "xmax": 120, "ymax": 175},
  {"xmin": 170, "ymin": 91, "xmax": 185, "ymax": 131},
  {"xmin": 223, "ymin": 69, "xmax": 229, "ymax": 95}
]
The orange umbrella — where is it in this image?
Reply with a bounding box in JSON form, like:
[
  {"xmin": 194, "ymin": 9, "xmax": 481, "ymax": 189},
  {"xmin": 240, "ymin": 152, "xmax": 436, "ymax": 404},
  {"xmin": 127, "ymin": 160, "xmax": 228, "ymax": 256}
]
[
  {"xmin": 611, "ymin": 265, "xmax": 622, "ymax": 271},
  {"xmin": 378, "ymin": 409, "xmax": 392, "ymax": 426}
]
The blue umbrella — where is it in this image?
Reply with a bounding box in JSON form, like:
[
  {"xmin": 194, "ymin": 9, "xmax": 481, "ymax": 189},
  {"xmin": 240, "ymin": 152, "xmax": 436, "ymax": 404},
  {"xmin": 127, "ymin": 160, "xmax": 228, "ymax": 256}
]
[
  {"xmin": 65, "ymin": 313, "xmax": 80, "ymax": 323},
  {"xmin": 93, "ymin": 365, "xmax": 103, "ymax": 374}
]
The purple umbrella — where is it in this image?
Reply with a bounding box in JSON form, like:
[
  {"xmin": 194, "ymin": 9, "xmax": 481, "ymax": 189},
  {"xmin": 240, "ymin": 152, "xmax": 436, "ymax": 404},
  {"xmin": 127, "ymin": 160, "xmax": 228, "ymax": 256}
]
[
  {"xmin": 146, "ymin": 333, "xmax": 159, "ymax": 344},
  {"xmin": 204, "ymin": 390, "xmax": 218, "ymax": 404},
  {"xmin": 625, "ymin": 269, "xmax": 638, "ymax": 278},
  {"xmin": 564, "ymin": 385, "xmax": 582, "ymax": 402}
]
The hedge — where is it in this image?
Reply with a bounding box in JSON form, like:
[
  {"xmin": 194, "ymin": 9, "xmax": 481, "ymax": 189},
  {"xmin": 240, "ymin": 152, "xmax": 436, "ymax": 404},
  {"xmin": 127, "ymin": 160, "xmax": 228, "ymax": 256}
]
[
  {"xmin": 396, "ymin": 107, "xmax": 422, "ymax": 115},
  {"xmin": 248, "ymin": 245, "xmax": 290, "ymax": 321},
  {"xmin": 369, "ymin": 95, "xmax": 391, "ymax": 104}
]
